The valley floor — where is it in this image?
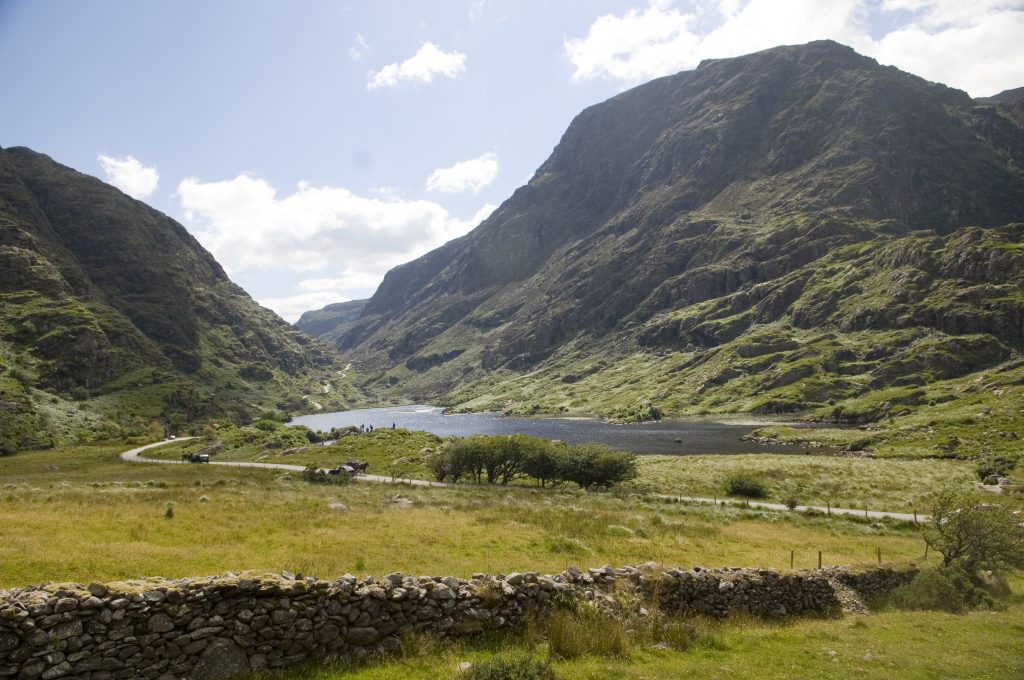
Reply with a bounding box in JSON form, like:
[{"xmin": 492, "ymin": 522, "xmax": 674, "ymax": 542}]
[{"xmin": 1, "ymin": 442, "xmax": 1021, "ymax": 679}]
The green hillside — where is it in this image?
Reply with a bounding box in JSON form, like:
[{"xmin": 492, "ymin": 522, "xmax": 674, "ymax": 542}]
[
  {"xmin": 0, "ymin": 146, "xmax": 355, "ymax": 450},
  {"xmin": 314, "ymin": 41, "xmax": 1024, "ymax": 457}
]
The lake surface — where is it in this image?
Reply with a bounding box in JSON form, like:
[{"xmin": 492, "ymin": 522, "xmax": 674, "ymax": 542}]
[{"xmin": 291, "ymin": 405, "xmax": 819, "ymax": 455}]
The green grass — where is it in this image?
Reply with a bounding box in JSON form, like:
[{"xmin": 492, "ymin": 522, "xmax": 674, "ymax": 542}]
[
  {"xmin": 635, "ymin": 454, "xmax": 977, "ymax": 511},
  {"xmin": 158, "ymin": 426, "xmax": 983, "ymax": 512},
  {"xmin": 276, "ymin": 604, "xmax": 1024, "ymax": 679},
  {"xmin": 2, "ymin": 443, "xmax": 1022, "ymax": 679},
  {"xmin": 0, "ymin": 444, "xmax": 930, "ymax": 588}
]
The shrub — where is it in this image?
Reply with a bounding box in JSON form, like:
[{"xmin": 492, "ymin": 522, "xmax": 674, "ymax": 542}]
[
  {"xmin": 460, "ymin": 653, "xmax": 560, "ymax": 680},
  {"xmin": 301, "ymin": 463, "xmax": 351, "ymax": 486},
  {"xmin": 725, "ymin": 472, "xmax": 767, "ymax": 499},
  {"xmin": 784, "ymin": 497, "xmax": 799, "ymax": 510},
  {"xmin": 975, "ymin": 454, "xmax": 1017, "ymax": 482},
  {"xmin": 547, "ymin": 605, "xmax": 629, "ymax": 658},
  {"xmin": 888, "ymin": 566, "xmax": 999, "ymax": 613}
]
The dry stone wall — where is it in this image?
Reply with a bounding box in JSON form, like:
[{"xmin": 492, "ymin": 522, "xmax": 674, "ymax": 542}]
[{"xmin": 0, "ymin": 564, "xmax": 916, "ymax": 680}]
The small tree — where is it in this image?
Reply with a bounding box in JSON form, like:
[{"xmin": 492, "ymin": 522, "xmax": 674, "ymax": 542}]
[
  {"xmin": 522, "ymin": 441, "xmax": 568, "ymax": 487},
  {"xmin": 923, "ymin": 489, "xmax": 1024, "ymax": 573},
  {"xmin": 558, "ymin": 444, "xmax": 638, "ymax": 490}
]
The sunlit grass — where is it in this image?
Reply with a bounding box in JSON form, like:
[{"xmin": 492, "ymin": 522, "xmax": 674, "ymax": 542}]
[{"xmin": 0, "ymin": 445, "xmax": 927, "ymax": 588}]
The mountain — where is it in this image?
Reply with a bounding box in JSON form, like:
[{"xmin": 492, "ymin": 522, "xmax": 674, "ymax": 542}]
[
  {"xmin": 0, "ymin": 146, "xmax": 346, "ymax": 450},
  {"xmin": 295, "ymin": 299, "xmax": 368, "ymax": 343},
  {"xmin": 330, "ymin": 41, "xmax": 1024, "ymax": 456}
]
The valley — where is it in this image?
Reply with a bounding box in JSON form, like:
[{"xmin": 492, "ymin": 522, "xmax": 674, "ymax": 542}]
[{"xmin": 1, "ymin": 35, "xmax": 1023, "ymax": 680}]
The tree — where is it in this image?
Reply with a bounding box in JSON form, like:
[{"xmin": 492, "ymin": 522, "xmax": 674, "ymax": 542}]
[
  {"xmin": 522, "ymin": 440, "xmax": 568, "ymax": 487},
  {"xmin": 923, "ymin": 489, "xmax": 1024, "ymax": 573},
  {"xmin": 558, "ymin": 443, "xmax": 638, "ymax": 490}
]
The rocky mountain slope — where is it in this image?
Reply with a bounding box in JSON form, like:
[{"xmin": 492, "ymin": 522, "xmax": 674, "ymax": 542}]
[
  {"xmin": 0, "ymin": 146, "xmax": 348, "ymax": 450},
  {"xmin": 320, "ymin": 41, "xmax": 1023, "ymax": 457},
  {"xmin": 295, "ymin": 299, "xmax": 367, "ymax": 344}
]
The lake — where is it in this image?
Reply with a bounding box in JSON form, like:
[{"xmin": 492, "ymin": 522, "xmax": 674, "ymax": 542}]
[{"xmin": 291, "ymin": 405, "xmax": 820, "ymax": 455}]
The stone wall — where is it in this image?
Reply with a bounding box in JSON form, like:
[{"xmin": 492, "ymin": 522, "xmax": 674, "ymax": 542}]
[{"xmin": 0, "ymin": 564, "xmax": 916, "ymax": 680}]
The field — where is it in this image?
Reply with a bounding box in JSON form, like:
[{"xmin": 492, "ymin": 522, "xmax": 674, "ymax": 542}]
[
  {"xmin": 155, "ymin": 428, "xmax": 982, "ymax": 512},
  {"xmin": 1, "ymin": 441, "xmax": 1021, "ymax": 679}
]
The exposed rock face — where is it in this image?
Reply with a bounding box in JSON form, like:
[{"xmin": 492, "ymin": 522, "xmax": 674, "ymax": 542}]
[
  {"xmin": 0, "ymin": 565, "xmax": 914, "ymax": 679},
  {"xmin": 326, "ymin": 40, "xmax": 1024, "ymax": 418}
]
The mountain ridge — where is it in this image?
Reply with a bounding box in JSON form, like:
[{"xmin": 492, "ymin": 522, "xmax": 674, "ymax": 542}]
[
  {"xmin": 306, "ymin": 40, "xmax": 1023, "ymax": 456},
  {"xmin": 0, "ymin": 146, "xmax": 350, "ymax": 450}
]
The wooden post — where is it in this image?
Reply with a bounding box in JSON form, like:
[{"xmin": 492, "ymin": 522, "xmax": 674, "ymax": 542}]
[
  {"xmin": 924, "ymin": 543, "xmax": 929, "ymax": 559},
  {"xmin": 827, "ymin": 501, "xmax": 831, "ymax": 516},
  {"xmin": 790, "ymin": 550, "xmax": 794, "ymax": 569},
  {"xmin": 864, "ymin": 507, "xmax": 868, "ymax": 519},
  {"xmin": 818, "ymin": 551, "xmax": 822, "ymax": 570},
  {"xmin": 877, "ymin": 546, "xmax": 881, "ymax": 564},
  {"xmin": 913, "ymin": 508, "xmax": 917, "ymax": 524}
]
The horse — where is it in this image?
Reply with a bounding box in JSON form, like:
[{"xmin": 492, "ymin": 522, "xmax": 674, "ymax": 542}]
[{"xmin": 346, "ymin": 459, "xmax": 369, "ymax": 474}]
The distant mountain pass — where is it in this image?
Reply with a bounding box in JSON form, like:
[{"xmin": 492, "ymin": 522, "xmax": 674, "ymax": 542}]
[{"xmin": 295, "ymin": 299, "xmax": 368, "ymax": 342}]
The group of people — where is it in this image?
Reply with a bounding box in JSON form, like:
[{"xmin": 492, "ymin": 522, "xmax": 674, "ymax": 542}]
[{"xmin": 357, "ymin": 422, "xmax": 397, "ymax": 432}]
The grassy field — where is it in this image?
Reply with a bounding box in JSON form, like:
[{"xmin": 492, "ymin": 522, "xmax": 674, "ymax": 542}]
[
  {"xmin": 156, "ymin": 428, "xmax": 982, "ymax": 512},
  {"xmin": 2, "ymin": 443, "xmax": 1022, "ymax": 679},
  {"xmin": 0, "ymin": 444, "xmax": 930, "ymax": 588},
  {"xmin": 636, "ymin": 454, "xmax": 976, "ymax": 511}
]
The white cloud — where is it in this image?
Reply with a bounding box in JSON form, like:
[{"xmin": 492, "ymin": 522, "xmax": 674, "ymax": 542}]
[
  {"xmin": 426, "ymin": 153, "xmax": 500, "ymax": 193},
  {"xmin": 349, "ymin": 33, "xmax": 368, "ymax": 61},
  {"xmin": 367, "ymin": 42, "xmax": 466, "ymax": 90},
  {"xmin": 470, "ymin": 0, "xmax": 489, "ymax": 23},
  {"xmin": 258, "ymin": 291, "xmax": 351, "ymax": 323},
  {"xmin": 565, "ymin": 0, "xmax": 1024, "ymax": 96},
  {"xmin": 97, "ymin": 154, "xmax": 159, "ymax": 199},
  {"xmin": 176, "ymin": 174, "xmax": 495, "ymax": 319}
]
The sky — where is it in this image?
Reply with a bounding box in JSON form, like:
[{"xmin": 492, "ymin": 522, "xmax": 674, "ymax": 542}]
[{"xmin": 2, "ymin": 0, "xmax": 1023, "ymax": 322}]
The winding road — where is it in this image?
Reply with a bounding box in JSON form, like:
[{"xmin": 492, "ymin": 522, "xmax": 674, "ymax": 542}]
[{"xmin": 120, "ymin": 439, "xmax": 928, "ymax": 521}]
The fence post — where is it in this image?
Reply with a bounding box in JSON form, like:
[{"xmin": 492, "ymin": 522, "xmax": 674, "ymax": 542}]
[
  {"xmin": 913, "ymin": 508, "xmax": 917, "ymax": 524},
  {"xmin": 877, "ymin": 546, "xmax": 881, "ymax": 564},
  {"xmin": 827, "ymin": 501, "xmax": 831, "ymax": 516},
  {"xmin": 818, "ymin": 551, "xmax": 822, "ymax": 570},
  {"xmin": 790, "ymin": 550, "xmax": 794, "ymax": 569}
]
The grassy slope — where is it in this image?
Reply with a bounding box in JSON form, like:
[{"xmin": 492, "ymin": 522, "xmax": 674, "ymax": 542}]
[{"xmin": 0, "ymin": 146, "xmax": 356, "ymax": 448}]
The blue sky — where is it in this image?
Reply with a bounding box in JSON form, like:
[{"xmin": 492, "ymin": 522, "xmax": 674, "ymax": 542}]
[{"xmin": 2, "ymin": 0, "xmax": 1023, "ymax": 321}]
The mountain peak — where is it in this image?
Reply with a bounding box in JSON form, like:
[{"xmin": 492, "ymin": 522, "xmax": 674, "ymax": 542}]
[{"xmin": 326, "ymin": 41, "xmax": 1024, "ymax": 416}]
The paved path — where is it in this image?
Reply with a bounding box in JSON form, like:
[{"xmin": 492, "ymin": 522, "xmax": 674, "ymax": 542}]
[
  {"xmin": 119, "ymin": 439, "xmax": 448, "ymax": 487},
  {"xmin": 120, "ymin": 440, "xmax": 927, "ymax": 519},
  {"xmin": 656, "ymin": 494, "xmax": 926, "ymax": 522}
]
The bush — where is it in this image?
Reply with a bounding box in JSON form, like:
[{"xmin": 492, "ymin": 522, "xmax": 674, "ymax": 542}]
[
  {"xmin": 976, "ymin": 454, "xmax": 1017, "ymax": 482},
  {"xmin": 301, "ymin": 463, "xmax": 351, "ymax": 486},
  {"xmin": 783, "ymin": 497, "xmax": 799, "ymax": 510},
  {"xmin": 725, "ymin": 472, "xmax": 767, "ymax": 499},
  {"xmin": 460, "ymin": 653, "xmax": 560, "ymax": 680},
  {"xmin": 889, "ymin": 566, "xmax": 1000, "ymax": 613}
]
